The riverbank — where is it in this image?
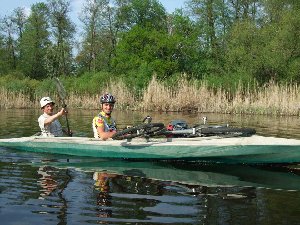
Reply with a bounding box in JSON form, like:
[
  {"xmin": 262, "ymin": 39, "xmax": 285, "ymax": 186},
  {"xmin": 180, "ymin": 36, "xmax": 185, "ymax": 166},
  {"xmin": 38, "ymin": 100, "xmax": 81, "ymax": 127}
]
[{"xmin": 1, "ymin": 77, "xmax": 300, "ymax": 116}]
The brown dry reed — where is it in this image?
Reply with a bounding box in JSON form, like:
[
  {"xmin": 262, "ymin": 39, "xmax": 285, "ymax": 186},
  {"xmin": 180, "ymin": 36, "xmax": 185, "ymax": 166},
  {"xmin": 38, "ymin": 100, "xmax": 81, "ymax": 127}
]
[{"xmin": 1, "ymin": 77, "xmax": 300, "ymax": 116}]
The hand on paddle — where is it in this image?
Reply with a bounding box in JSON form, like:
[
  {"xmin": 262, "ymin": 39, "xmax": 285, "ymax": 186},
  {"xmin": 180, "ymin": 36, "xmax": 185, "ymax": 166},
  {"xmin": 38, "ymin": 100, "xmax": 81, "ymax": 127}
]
[
  {"xmin": 58, "ymin": 107, "xmax": 68, "ymax": 116},
  {"xmin": 59, "ymin": 107, "xmax": 73, "ymax": 136}
]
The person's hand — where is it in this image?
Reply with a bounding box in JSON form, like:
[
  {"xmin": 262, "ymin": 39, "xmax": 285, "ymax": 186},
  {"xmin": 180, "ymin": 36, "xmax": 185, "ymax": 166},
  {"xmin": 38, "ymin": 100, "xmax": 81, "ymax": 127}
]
[
  {"xmin": 68, "ymin": 129, "xmax": 73, "ymax": 136},
  {"xmin": 110, "ymin": 130, "xmax": 117, "ymax": 135},
  {"xmin": 108, "ymin": 130, "xmax": 117, "ymax": 139},
  {"xmin": 59, "ymin": 108, "xmax": 68, "ymax": 116}
]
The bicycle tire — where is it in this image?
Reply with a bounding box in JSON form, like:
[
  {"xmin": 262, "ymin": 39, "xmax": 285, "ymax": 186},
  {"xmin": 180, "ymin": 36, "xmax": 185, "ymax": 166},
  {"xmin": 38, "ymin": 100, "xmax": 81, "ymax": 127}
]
[
  {"xmin": 193, "ymin": 124, "xmax": 228, "ymax": 129},
  {"xmin": 112, "ymin": 123, "xmax": 165, "ymax": 140},
  {"xmin": 200, "ymin": 127, "xmax": 256, "ymax": 137}
]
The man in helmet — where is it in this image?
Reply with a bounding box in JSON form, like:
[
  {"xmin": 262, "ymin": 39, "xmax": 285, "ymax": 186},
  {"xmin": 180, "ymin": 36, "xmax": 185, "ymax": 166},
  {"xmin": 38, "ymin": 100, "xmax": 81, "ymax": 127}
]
[
  {"xmin": 38, "ymin": 97, "xmax": 68, "ymax": 137},
  {"xmin": 92, "ymin": 93, "xmax": 117, "ymax": 140}
]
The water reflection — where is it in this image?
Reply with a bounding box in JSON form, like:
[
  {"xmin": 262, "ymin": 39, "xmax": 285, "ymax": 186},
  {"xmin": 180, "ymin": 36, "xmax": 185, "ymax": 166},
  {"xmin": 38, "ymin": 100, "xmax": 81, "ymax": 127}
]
[
  {"xmin": 93, "ymin": 172, "xmax": 116, "ymax": 220},
  {"xmin": 37, "ymin": 165, "xmax": 58, "ymax": 199},
  {"xmin": 91, "ymin": 170, "xmax": 198, "ymax": 224},
  {"xmin": 0, "ymin": 149, "xmax": 299, "ymax": 224}
]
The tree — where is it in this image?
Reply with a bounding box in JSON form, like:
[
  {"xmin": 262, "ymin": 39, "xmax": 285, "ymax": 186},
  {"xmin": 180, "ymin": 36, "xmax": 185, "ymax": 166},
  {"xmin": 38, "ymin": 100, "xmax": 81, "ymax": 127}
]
[
  {"xmin": 78, "ymin": 0, "xmax": 120, "ymax": 72},
  {"xmin": 224, "ymin": 1, "xmax": 300, "ymax": 84},
  {"xmin": 47, "ymin": 0, "xmax": 75, "ymax": 76},
  {"xmin": 117, "ymin": 0, "xmax": 167, "ymax": 30},
  {"xmin": 113, "ymin": 25, "xmax": 181, "ymax": 82},
  {"xmin": 228, "ymin": 0, "xmax": 261, "ymax": 21},
  {"xmin": 18, "ymin": 3, "xmax": 50, "ymax": 79},
  {"xmin": 0, "ymin": 34, "xmax": 11, "ymax": 74},
  {"xmin": 0, "ymin": 15, "xmax": 17, "ymax": 70},
  {"xmin": 78, "ymin": 0, "xmax": 105, "ymax": 73},
  {"xmin": 188, "ymin": 0, "xmax": 218, "ymax": 54},
  {"xmin": 256, "ymin": 4, "xmax": 300, "ymax": 82},
  {"xmin": 168, "ymin": 9, "xmax": 204, "ymax": 77},
  {"xmin": 11, "ymin": 7, "xmax": 27, "ymax": 40},
  {"xmin": 261, "ymin": 0, "xmax": 298, "ymax": 22}
]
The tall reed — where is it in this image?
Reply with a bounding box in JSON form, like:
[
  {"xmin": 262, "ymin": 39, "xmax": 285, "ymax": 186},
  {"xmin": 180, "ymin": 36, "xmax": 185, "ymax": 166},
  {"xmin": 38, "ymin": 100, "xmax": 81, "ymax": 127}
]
[
  {"xmin": 1, "ymin": 77, "xmax": 300, "ymax": 116},
  {"xmin": 66, "ymin": 79, "xmax": 136, "ymax": 110},
  {"xmin": 0, "ymin": 87, "xmax": 36, "ymax": 109}
]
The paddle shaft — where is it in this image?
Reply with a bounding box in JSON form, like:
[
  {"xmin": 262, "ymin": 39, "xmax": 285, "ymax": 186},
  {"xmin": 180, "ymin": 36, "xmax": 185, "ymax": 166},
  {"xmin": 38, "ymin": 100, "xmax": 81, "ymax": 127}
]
[{"xmin": 62, "ymin": 100, "xmax": 71, "ymax": 137}]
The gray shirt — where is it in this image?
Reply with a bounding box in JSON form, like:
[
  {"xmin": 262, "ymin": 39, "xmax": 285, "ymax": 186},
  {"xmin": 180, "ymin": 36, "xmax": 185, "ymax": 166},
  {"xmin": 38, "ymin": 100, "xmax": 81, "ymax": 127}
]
[{"xmin": 38, "ymin": 113, "xmax": 63, "ymax": 137}]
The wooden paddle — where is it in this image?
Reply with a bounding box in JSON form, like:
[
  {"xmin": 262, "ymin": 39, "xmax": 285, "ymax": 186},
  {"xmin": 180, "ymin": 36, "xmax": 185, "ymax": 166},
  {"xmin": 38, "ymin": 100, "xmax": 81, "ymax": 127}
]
[{"xmin": 53, "ymin": 77, "xmax": 72, "ymax": 137}]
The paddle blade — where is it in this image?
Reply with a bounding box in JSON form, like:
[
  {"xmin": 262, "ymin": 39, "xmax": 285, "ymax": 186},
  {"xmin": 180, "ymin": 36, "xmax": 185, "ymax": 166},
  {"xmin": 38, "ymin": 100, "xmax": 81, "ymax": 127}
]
[
  {"xmin": 53, "ymin": 77, "xmax": 72, "ymax": 136},
  {"xmin": 54, "ymin": 77, "xmax": 67, "ymax": 100}
]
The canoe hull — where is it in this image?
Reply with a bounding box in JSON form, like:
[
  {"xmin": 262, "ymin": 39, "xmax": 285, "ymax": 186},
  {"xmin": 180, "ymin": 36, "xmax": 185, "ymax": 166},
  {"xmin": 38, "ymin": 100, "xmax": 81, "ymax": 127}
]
[{"xmin": 1, "ymin": 135, "xmax": 300, "ymax": 164}]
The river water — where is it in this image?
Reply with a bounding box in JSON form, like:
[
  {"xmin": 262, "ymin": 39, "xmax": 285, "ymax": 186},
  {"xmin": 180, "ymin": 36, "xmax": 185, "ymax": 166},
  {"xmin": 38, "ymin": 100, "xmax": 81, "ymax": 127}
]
[{"xmin": 0, "ymin": 109, "xmax": 300, "ymax": 225}]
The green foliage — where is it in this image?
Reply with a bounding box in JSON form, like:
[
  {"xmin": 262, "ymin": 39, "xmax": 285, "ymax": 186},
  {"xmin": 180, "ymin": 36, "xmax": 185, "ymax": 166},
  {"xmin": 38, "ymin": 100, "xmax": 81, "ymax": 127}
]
[
  {"xmin": 273, "ymin": 8, "xmax": 300, "ymax": 81},
  {"xmin": 76, "ymin": 0, "xmax": 114, "ymax": 74},
  {"xmin": 119, "ymin": 63, "xmax": 153, "ymax": 91},
  {"xmin": 204, "ymin": 70, "xmax": 256, "ymax": 93},
  {"xmin": 286, "ymin": 59, "xmax": 300, "ymax": 82},
  {"xmin": 18, "ymin": 3, "xmax": 50, "ymax": 79},
  {"xmin": 1, "ymin": 0, "xmax": 300, "ymax": 95},
  {"xmin": 34, "ymin": 78, "xmax": 55, "ymax": 93},
  {"xmin": 0, "ymin": 73, "xmax": 40, "ymax": 94},
  {"xmin": 59, "ymin": 71, "xmax": 114, "ymax": 94},
  {"xmin": 0, "ymin": 35, "xmax": 11, "ymax": 75},
  {"xmin": 224, "ymin": 4, "xmax": 300, "ymax": 84},
  {"xmin": 224, "ymin": 20, "xmax": 260, "ymax": 75},
  {"xmin": 47, "ymin": 0, "xmax": 75, "ymax": 76},
  {"xmin": 112, "ymin": 25, "xmax": 180, "ymax": 79},
  {"xmin": 120, "ymin": 0, "xmax": 167, "ymax": 30}
]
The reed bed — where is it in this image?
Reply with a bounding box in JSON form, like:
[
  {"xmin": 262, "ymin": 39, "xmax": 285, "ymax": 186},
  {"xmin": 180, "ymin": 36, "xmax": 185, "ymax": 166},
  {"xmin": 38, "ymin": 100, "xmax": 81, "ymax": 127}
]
[
  {"xmin": 67, "ymin": 80, "xmax": 136, "ymax": 110},
  {"xmin": 1, "ymin": 77, "xmax": 300, "ymax": 116},
  {"xmin": 0, "ymin": 87, "xmax": 36, "ymax": 109}
]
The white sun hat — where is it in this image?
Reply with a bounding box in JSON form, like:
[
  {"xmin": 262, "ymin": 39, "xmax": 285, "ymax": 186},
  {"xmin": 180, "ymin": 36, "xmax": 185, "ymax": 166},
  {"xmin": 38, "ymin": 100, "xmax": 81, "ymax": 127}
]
[{"xmin": 40, "ymin": 97, "xmax": 55, "ymax": 108}]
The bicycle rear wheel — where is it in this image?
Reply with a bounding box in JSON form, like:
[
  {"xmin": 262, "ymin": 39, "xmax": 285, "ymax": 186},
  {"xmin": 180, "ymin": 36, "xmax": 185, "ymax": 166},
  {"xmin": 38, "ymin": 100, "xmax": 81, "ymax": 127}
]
[
  {"xmin": 200, "ymin": 127, "xmax": 256, "ymax": 137},
  {"xmin": 112, "ymin": 123, "xmax": 165, "ymax": 140}
]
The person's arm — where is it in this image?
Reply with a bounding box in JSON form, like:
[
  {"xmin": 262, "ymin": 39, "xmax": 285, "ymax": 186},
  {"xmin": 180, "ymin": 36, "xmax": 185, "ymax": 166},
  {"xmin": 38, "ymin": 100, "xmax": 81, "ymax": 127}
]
[
  {"xmin": 97, "ymin": 126, "xmax": 116, "ymax": 141},
  {"xmin": 44, "ymin": 108, "xmax": 67, "ymax": 126}
]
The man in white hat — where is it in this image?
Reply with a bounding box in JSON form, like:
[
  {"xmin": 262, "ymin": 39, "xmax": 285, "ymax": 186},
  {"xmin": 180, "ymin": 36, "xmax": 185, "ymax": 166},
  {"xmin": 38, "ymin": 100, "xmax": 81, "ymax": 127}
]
[{"xmin": 38, "ymin": 97, "xmax": 68, "ymax": 137}]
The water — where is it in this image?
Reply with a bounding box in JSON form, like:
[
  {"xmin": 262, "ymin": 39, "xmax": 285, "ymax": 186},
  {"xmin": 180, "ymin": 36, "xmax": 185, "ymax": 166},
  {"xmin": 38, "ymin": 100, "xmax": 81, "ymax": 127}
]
[{"xmin": 0, "ymin": 109, "xmax": 300, "ymax": 224}]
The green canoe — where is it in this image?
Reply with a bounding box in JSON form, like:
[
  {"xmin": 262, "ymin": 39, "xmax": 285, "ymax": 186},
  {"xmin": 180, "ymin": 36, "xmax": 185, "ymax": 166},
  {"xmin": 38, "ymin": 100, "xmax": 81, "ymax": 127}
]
[{"xmin": 1, "ymin": 135, "xmax": 300, "ymax": 164}]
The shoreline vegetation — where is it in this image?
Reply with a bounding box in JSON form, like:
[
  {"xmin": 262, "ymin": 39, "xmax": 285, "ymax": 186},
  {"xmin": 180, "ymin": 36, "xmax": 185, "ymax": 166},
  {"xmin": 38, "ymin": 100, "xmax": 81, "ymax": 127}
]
[
  {"xmin": 1, "ymin": 1, "xmax": 299, "ymax": 117},
  {"xmin": 1, "ymin": 76, "xmax": 299, "ymax": 116}
]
